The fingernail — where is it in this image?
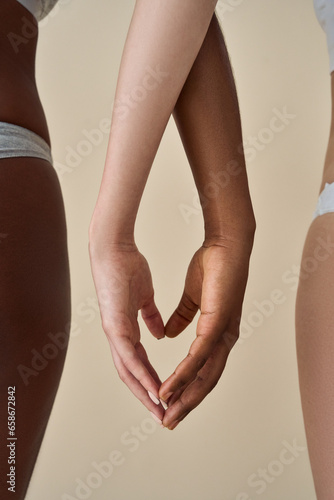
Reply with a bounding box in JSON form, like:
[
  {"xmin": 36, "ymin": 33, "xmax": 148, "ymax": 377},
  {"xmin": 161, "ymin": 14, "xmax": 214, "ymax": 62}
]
[
  {"xmin": 148, "ymin": 391, "xmax": 160, "ymax": 405},
  {"xmin": 150, "ymin": 412, "xmax": 164, "ymax": 428},
  {"xmin": 160, "ymin": 399, "xmax": 168, "ymax": 410},
  {"xmin": 168, "ymin": 420, "xmax": 180, "ymax": 431},
  {"xmin": 161, "ymin": 391, "xmax": 173, "ymax": 402}
]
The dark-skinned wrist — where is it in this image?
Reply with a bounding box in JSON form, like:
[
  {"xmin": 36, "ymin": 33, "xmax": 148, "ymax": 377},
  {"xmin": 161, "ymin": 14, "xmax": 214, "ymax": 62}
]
[{"xmin": 203, "ymin": 211, "xmax": 256, "ymax": 254}]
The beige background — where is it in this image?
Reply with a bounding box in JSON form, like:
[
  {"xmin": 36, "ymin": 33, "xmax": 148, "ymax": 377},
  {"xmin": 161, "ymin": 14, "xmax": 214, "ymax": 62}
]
[{"xmin": 25, "ymin": 0, "xmax": 328, "ymax": 498}]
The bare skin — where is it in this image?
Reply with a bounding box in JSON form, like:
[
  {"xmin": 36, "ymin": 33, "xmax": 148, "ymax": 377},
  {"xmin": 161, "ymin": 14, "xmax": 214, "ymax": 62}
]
[
  {"xmin": 320, "ymin": 74, "xmax": 334, "ymax": 190},
  {"xmin": 161, "ymin": 14, "xmax": 254, "ymax": 428},
  {"xmin": 295, "ymin": 73, "xmax": 334, "ymax": 498},
  {"xmin": 89, "ymin": 0, "xmax": 221, "ymax": 426},
  {"xmin": 0, "ymin": 2, "xmax": 253, "ymax": 497},
  {"xmin": 0, "ymin": 2, "xmax": 71, "ymax": 498},
  {"xmin": 89, "ymin": 3, "xmax": 255, "ymax": 430}
]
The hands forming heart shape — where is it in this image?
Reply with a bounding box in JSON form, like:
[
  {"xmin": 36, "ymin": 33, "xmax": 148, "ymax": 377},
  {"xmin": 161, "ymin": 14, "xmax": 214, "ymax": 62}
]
[
  {"xmin": 89, "ymin": 239, "xmax": 252, "ymax": 430},
  {"xmin": 85, "ymin": 0, "xmax": 256, "ymax": 433}
]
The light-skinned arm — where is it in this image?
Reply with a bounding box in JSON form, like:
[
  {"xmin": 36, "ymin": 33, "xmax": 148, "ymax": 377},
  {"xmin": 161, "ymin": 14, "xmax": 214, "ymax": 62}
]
[{"xmin": 89, "ymin": 0, "xmax": 218, "ymax": 423}]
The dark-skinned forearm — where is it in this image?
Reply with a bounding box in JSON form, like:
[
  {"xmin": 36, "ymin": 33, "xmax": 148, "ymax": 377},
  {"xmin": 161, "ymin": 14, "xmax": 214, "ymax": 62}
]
[{"xmin": 173, "ymin": 13, "xmax": 255, "ymax": 246}]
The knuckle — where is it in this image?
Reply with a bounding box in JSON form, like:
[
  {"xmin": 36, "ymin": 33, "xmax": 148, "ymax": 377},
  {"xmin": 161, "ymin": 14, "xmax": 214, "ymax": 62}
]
[
  {"xmin": 172, "ymin": 372, "xmax": 188, "ymax": 390},
  {"xmin": 177, "ymin": 397, "xmax": 192, "ymax": 416},
  {"xmin": 174, "ymin": 308, "xmax": 192, "ymax": 324},
  {"xmin": 142, "ymin": 310, "xmax": 159, "ymax": 321},
  {"xmin": 179, "ymin": 397, "xmax": 195, "ymax": 418},
  {"xmin": 101, "ymin": 317, "xmax": 112, "ymax": 334},
  {"xmin": 117, "ymin": 368, "xmax": 128, "ymax": 384},
  {"xmin": 195, "ymin": 374, "xmax": 218, "ymax": 400},
  {"xmin": 222, "ymin": 329, "xmax": 239, "ymax": 351},
  {"xmin": 182, "ymin": 291, "xmax": 198, "ymax": 310},
  {"xmin": 176, "ymin": 292, "xmax": 198, "ymax": 321},
  {"xmin": 122, "ymin": 352, "xmax": 136, "ymax": 370},
  {"xmin": 187, "ymin": 351, "xmax": 206, "ymax": 371}
]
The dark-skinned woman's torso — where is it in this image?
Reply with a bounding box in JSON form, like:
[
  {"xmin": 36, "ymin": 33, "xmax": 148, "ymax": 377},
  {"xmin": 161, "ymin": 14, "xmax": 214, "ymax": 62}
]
[{"xmin": 0, "ymin": 0, "xmax": 59, "ymax": 146}]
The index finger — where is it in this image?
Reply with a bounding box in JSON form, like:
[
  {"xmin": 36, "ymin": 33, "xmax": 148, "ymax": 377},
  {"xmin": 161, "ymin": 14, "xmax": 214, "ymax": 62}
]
[
  {"xmin": 109, "ymin": 340, "xmax": 165, "ymax": 420},
  {"xmin": 104, "ymin": 315, "xmax": 162, "ymax": 402},
  {"xmin": 162, "ymin": 337, "xmax": 231, "ymax": 429},
  {"xmin": 159, "ymin": 309, "xmax": 229, "ymax": 402},
  {"xmin": 159, "ymin": 266, "xmax": 234, "ymax": 401},
  {"xmin": 112, "ymin": 334, "xmax": 162, "ymax": 399}
]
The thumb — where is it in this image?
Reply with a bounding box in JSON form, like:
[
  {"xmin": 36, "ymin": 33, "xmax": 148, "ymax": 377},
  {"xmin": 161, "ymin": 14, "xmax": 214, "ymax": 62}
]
[
  {"xmin": 141, "ymin": 296, "xmax": 165, "ymax": 339},
  {"xmin": 165, "ymin": 290, "xmax": 199, "ymax": 338}
]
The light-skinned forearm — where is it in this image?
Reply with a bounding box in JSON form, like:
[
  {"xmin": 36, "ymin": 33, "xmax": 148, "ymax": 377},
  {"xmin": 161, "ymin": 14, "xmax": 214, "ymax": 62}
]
[{"xmin": 89, "ymin": 0, "xmax": 218, "ymax": 247}]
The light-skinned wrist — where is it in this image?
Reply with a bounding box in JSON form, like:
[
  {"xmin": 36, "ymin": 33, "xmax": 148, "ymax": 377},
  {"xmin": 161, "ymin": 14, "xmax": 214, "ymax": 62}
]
[{"xmin": 88, "ymin": 217, "xmax": 137, "ymax": 256}]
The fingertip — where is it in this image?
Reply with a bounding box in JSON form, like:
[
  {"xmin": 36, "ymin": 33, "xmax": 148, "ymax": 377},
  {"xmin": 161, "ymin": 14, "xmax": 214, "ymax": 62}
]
[
  {"xmin": 159, "ymin": 390, "xmax": 174, "ymax": 404},
  {"xmin": 149, "ymin": 412, "xmax": 164, "ymax": 428},
  {"xmin": 148, "ymin": 315, "xmax": 165, "ymax": 340},
  {"xmin": 167, "ymin": 421, "xmax": 180, "ymax": 431},
  {"xmin": 164, "ymin": 319, "xmax": 181, "ymax": 338},
  {"xmin": 160, "ymin": 399, "xmax": 168, "ymax": 410},
  {"xmin": 152, "ymin": 329, "xmax": 165, "ymax": 340},
  {"xmin": 164, "ymin": 310, "xmax": 192, "ymax": 338},
  {"xmin": 153, "ymin": 327, "xmax": 165, "ymax": 340},
  {"xmin": 161, "ymin": 413, "xmax": 181, "ymax": 430},
  {"xmin": 141, "ymin": 299, "xmax": 165, "ymax": 339},
  {"xmin": 148, "ymin": 391, "xmax": 160, "ymax": 405}
]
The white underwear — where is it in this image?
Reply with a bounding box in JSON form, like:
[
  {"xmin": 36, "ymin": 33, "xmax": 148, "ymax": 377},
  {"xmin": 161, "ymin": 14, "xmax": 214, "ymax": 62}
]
[
  {"xmin": 0, "ymin": 122, "xmax": 53, "ymax": 164},
  {"xmin": 16, "ymin": 0, "xmax": 58, "ymax": 22},
  {"xmin": 313, "ymin": 182, "xmax": 334, "ymax": 218},
  {"xmin": 314, "ymin": 0, "xmax": 334, "ymax": 73}
]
